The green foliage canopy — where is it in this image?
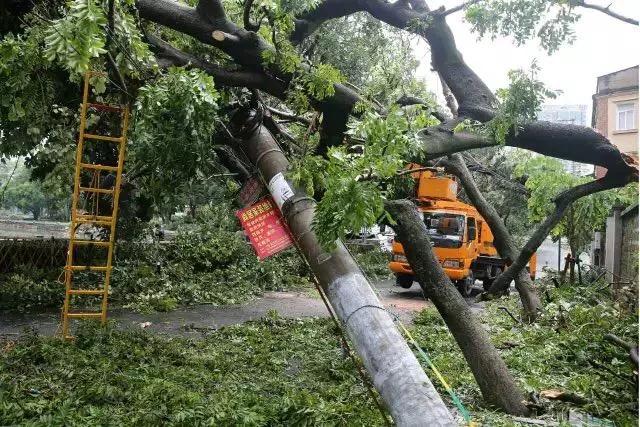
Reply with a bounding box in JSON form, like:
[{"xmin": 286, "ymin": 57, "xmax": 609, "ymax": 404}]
[
  {"xmin": 466, "ymin": 0, "xmax": 581, "ymax": 53},
  {"xmin": 131, "ymin": 67, "xmax": 222, "ymax": 209},
  {"xmin": 311, "ymin": 105, "xmax": 437, "ymax": 247}
]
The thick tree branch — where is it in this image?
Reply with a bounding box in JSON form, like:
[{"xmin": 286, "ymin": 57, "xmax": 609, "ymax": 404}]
[
  {"xmin": 418, "ymin": 121, "xmax": 638, "ymax": 179},
  {"xmin": 575, "ymin": 0, "xmax": 638, "ymax": 26},
  {"xmin": 137, "ymin": 0, "xmax": 268, "ymax": 68},
  {"xmin": 440, "ymin": 0, "xmax": 482, "ymax": 16},
  {"xmin": 442, "ymin": 154, "xmax": 542, "ymax": 319},
  {"xmin": 490, "ymin": 172, "xmax": 633, "ymax": 292},
  {"xmin": 505, "ymin": 121, "xmax": 638, "ymax": 179},
  {"xmin": 147, "ymin": 33, "xmax": 288, "ymax": 97},
  {"xmin": 385, "ymin": 199, "xmax": 530, "ymax": 415},
  {"xmin": 419, "ymin": 127, "xmax": 496, "ymax": 159},
  {"xmin": 266, "ymin": 106, "xmax": 312, "ymax": 126}
]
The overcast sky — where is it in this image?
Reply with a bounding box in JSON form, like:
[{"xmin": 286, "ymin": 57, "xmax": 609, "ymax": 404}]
[{"xmin": 413, "ymin": 0, "xmax": 639, "ymax": 118}]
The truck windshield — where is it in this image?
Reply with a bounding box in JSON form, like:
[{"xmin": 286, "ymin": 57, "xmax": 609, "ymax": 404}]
[{"xmin": 423, "ymin": 213, "xmax": 465, "ymax": 248}]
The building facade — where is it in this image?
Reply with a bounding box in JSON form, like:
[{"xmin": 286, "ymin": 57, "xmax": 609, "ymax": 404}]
[
  {"xmin": 592, "ymin": 66, "xmax": 639, "ymax": 178},
  {"xmin": 538, "ymin": 104, "xmax": 593, "ymax": 176}
]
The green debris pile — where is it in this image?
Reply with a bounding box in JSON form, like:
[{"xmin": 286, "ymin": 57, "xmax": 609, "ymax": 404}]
[
  {"xmin": 0, "ymin": 316, "xmax": 382, "ymax": 425},
  {"xmin": 0, "ymin": 277, "xmax": 636, "ymax": 425},
  {"xmin": 411, "ymin": 278, "xmax": 638, "ymax": 426},
  {"xmin": 0, "ymin": 203, "xmax": 396, "ymax": 313},
  {"xmin": 0, "ymin": 205, "xmax": 313, "ymax": 313}
]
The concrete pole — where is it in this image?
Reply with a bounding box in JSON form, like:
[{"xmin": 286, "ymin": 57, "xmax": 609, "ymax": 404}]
[{"xmin": 231, "ymin": 107, "xmax": 454, "ymax": 426}]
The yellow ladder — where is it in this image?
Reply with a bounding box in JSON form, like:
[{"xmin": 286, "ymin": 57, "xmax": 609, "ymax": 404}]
[{"xmin": 61, "ymin": 71, "xmax": 129, "ymax": 339}]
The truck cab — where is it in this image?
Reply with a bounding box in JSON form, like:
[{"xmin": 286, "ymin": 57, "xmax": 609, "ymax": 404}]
[{"xmin": 388, "ymin": 167, "xmax": 536, "ymax": 296}]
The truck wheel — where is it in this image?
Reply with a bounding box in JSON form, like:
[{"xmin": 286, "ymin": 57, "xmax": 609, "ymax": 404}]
[
  {"xmin": 457, "ymin": 273, "xmax": 474, "ymax": 297},
  {"xmin": 395, "ymin": 275, "xmax": 413, "ymax": 289}
]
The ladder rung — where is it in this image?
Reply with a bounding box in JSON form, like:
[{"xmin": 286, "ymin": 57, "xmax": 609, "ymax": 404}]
[
  {"xmin": 83, "ymin": 133, "xmax": 123, "ymax": 143},
  {"xmin": 79, "ymin": 186, "xmax": 115, "ymax": 194},
  {"xmin": 67, "ymin": 265, "xmax": 111, "ymax": 271},
  {"xmin": 87, "ymin": 103, "xmax": 123, "ymax": 113},
  {"xmin": 80, "ymin": 163, "xmax": 118, "ymax": 172},
  {"xmin": 76, "ymin": 214, "xmax": 113, "ymax": 221},
  {"xmin": 68, "ymin": 289, "xmax": 105, "ymax": 295},
  {"xmin": 71, "ymin": 240, "xmax": 111, "ymax": 247},
  {"xmin": 66, "ymin": 312, "xmax": 103, "ymax": 319},
  {"xmin": 74, "ymin": 218, "xmax": 112, "ymax": 226}
]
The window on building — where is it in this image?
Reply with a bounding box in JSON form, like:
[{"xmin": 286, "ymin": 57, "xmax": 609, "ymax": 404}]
[{"xmin": 617, "ymin": 102, "xmax": 636, "ymax": 131}]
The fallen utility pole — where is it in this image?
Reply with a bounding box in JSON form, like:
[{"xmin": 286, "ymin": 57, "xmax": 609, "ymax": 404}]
[{"xmin": 231, "ymin": 106, "xmax": 454, "ymax": 426}]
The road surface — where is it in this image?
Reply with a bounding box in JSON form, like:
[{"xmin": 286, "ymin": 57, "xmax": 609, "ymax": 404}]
[{"xmin": 0, "ymin": 279, "xmax": 485, "ymax": 338}]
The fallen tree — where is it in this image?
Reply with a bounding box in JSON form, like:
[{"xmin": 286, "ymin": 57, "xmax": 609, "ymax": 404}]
[{"xmin": 386, "ymin": 199, "xmax": 530, "ymax": 415}]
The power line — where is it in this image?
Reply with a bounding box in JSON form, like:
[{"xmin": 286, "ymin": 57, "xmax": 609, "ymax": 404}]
[{"xmin": 100, "ymin": 12, "xmax": 153, "ymax": 79}]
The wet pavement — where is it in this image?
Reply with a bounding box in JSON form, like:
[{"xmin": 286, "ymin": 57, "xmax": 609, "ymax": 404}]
[{"xmin": 0, "ymin": 279, "xmax": 485, "ymax": 338}]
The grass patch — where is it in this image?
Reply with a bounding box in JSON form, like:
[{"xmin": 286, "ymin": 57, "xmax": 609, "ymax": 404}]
[{"xmin": 0, "ymin": 316, "xmax": 384, "ymax": 426}]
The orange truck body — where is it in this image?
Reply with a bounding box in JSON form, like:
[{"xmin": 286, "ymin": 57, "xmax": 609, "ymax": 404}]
[{"xmin": 389, "ymin": 168, "xmax": 536, "ymax": 293}]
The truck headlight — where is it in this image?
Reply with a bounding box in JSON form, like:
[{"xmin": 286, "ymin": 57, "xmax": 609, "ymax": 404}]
[
  {"xmin": 442, "ymin": 259, "xmax": 463, "ymax": 268},
  {"xmin": 393, "ymin": 254, "xmax": 408, "ymax": 263}
]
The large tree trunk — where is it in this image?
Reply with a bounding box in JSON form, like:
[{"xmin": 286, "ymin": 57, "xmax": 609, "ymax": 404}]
[
  {"xmin": 231, "ymin": 107, "xmax": 454, "ymax": 426},
  {"xmin": 442, "ymin": 154, "xmax": 542, "ymax": 321},
  {"xmin": 385, "ymin": 199, "xmax": 529, "ymax": 416}
]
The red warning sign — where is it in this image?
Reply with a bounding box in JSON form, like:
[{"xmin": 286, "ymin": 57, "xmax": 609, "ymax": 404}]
[{"xmin": 236, "ymin": 197, "xmax": 294, "ymax": 260}]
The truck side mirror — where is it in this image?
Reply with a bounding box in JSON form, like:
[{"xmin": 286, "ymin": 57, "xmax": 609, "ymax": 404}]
[
  {"xmin": 468, "ymin": 226, "xmax": 476, "ymax": 241},
  {"xmin": 467, "ymin": 218, "xmax": 477, "ymax": 241}
]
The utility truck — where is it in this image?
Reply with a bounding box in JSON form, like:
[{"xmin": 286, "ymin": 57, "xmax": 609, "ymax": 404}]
[{"xmin": 389, "ymin": 167, "xmax": 536, "ymax": 296}]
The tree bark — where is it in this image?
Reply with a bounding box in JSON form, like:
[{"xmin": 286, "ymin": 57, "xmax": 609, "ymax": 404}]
[
  {"xmin": 385, "ymin": 199, "xmax": 529, "ymax": 416},
  {"xmin": 231, "ymin": 106, "xmax": 454, "ymax": 426},
  {"xmin": 441, "ymin": 154, "xmax": 542, "ymax": 320}
]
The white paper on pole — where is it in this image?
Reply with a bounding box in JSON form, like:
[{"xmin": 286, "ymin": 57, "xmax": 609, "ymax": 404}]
[{"xmin": 268, "ymin": 172, "xmax": 295, "ymax": 210}]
